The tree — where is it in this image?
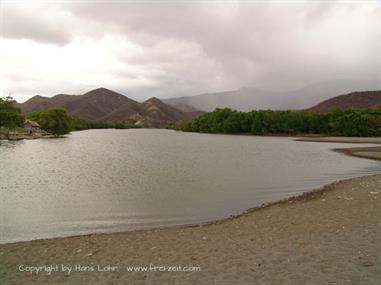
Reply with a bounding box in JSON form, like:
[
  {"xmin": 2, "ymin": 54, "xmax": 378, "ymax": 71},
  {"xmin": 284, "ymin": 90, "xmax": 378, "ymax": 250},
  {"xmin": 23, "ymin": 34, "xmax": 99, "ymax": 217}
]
[
  {"xmin": 174, "ymin": 107, "xmax": 381, "ymax": 137},
  {"xmin": 0, "ymin": 96, "xmax": 24, "ymax": 131},
  {"xmin": 38, "ymin": 108, "xmax": 71, "ymax": 136},
  {"xmin": 223, "ymin": 111, "xmax": 243, "ymax": 133}
]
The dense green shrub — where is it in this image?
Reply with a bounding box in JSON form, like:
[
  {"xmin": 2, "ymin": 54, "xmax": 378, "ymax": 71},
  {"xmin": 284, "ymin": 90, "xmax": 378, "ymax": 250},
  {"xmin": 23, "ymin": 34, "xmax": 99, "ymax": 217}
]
[
  {"xmin": 28, "ymin": 109, "xmax": 142, "ymax": 133},
  {"xmin": 170, "ymin": 108, "xmax": 381, "ymax": 137},
  {"xmin": 0, "ymin": 97, "xmax": 24, "ymax": 129}
]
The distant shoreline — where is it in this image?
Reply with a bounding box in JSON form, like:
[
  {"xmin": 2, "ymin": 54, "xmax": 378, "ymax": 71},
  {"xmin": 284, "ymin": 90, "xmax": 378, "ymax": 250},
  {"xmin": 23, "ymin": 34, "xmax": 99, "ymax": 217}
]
[
  {"xmin": 295, "ymin": 136, "xmax": 381, "ymax": 144},
  {"xmin": 295, "ymin": 136, "xmax": 381, "ymax": 160},
  {"xmin": 0, "ymin": 132, "xmax": 56, "ymax": 141}
]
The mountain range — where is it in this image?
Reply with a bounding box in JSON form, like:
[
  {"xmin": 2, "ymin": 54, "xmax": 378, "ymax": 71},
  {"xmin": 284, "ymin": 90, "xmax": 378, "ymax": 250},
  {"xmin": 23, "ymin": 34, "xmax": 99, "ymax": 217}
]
[
  {"xmin": 163, "ymin": 80, "xmax": 381, "ymax": 111},
  {"xmin": 17, "ymin": 88, "xmax": 203, "ymax": 128},
  {"xmin": 307, "ymin": 90, "xmax": 381, "ymax": 112},
  {"xmin": 17, "ymin": 80, "xmax": 381, "ymax": 128}
]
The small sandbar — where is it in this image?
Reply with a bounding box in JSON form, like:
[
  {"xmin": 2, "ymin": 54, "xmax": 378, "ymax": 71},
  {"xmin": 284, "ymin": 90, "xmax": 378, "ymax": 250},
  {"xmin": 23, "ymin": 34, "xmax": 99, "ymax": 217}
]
[
  {"xmin": 334, "ymin": 146, "xmax": 381, "ymax": 161},
  {"xmin": 296, "ymin": 136, "xmax": 381, "ymax": 144}
]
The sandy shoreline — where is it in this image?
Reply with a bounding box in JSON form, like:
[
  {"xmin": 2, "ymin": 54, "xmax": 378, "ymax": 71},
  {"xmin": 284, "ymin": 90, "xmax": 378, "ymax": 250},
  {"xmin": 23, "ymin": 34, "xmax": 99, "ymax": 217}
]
[
  {"xmin": 300, "ymin": 135, "xmax": 381, "ymax": 161},
  {"xmin": 295, "ymin": 136, "xmax": 381, "ymax": 144},
  {"xmin": 1, "ymin": 141, "xmax": 381, "ymax": 284}
]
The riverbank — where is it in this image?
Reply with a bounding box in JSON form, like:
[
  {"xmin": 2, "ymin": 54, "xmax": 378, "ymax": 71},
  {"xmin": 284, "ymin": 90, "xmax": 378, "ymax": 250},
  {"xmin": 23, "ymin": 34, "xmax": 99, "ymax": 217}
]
[
  {"xmin": 1, "ymin": 160, "xmax": 381, "ymax": 284},
  {"xmin": 0, "ymin": 129, "xmax": 55, "ymax": 140},
  {"xmin": 0, "ymin": 133, "xmax": 55, "ymax": 140},
  {"xmin": 296, "ymin": 136, "xmax": 381, "ymax": 161},
  {"xmin": 296, "ymin": 136, "xmax": 381, "ymax": 144}
]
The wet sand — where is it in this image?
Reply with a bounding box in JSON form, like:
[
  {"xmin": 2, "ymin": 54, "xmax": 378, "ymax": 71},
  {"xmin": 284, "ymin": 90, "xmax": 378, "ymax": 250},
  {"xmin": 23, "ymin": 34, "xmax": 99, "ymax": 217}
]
[{"xmin": 1, "ymin": 142, "xmax": 381, "ymax": 284}]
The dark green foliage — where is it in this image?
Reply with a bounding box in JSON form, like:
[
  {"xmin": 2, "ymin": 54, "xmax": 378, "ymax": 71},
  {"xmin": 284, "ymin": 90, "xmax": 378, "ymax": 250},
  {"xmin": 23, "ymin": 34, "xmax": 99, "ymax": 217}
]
[
  {"xmin": 0, "ymin": 97, "xmax": 24, "ymax": 129},
  {"xmin": 28, "ymin": 108, "xmax": 71, "ymax": 136},
  {"xmin": 170, "ymin": 108, "xmax": 381, "ymax": 137},
  {"xmin": 28, "ymin": 109, "xmax": 142, "ymax": 133}
]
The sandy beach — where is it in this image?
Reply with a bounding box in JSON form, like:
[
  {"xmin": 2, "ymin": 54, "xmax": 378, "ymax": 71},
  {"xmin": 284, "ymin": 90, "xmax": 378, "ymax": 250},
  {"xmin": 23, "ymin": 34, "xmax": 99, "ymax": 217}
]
[{"xmin": 1, "ymin": 142, "xmax": 381, "ymax": 285}]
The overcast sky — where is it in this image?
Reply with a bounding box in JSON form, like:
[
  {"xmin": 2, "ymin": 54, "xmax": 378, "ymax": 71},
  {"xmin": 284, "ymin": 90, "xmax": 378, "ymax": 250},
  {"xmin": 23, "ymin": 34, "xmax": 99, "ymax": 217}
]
[{"xmin": 0, "ymin": 0, "xmax": 380, "ymax": 102}]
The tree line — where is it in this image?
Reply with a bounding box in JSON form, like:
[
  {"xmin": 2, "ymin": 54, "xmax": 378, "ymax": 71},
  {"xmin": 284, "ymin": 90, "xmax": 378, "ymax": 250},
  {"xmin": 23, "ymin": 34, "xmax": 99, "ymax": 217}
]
[
  {"xmin": 168, "ymin": 108, "xmax": 381, "ymax": 137},
  {"xmin": 27, "ymin": 109, "xmax": 141, "ymax": 135},
  {"xmin": 0, "ymin": 96, "xmax": 141, "ymax": 136},
  {"xmin": 4, "ymin": 95, "xmax": 381, "ymax": 137}
]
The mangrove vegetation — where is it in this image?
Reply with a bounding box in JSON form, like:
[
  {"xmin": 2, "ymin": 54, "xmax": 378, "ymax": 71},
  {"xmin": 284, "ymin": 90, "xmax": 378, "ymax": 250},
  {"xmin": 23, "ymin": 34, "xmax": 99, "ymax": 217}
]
[{"xmin": 169, "ymin": 108, "xmax": 381, "ymax": 137}]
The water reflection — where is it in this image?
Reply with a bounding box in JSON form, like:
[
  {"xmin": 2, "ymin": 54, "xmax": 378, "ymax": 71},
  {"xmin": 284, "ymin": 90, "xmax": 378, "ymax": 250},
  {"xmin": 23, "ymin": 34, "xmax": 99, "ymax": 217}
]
[{"xmin": 0, "ymin": 140, "xmax": 23, "ymax": 149}]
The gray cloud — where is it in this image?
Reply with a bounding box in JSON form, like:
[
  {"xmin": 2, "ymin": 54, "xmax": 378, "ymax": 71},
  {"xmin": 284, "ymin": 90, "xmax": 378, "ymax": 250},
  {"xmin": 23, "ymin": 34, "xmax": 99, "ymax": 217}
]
[
  {"xmin": 1, "ymin": 0, "xmax": 380, "ymax": 101},
  {"xmin": 0, "ymin": 3, "xmax": 71, "ymax": 45},
  {"xmin": 68, "ymin": 1, "xmax": 381, "ymax": 90}
]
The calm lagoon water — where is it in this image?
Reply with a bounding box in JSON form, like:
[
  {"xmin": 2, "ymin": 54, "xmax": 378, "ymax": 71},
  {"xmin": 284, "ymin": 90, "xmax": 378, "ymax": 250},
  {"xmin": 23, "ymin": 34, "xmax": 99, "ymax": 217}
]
[{"xmin": 1, "ymin": 129, "xmax": 381, "ymax": 243}]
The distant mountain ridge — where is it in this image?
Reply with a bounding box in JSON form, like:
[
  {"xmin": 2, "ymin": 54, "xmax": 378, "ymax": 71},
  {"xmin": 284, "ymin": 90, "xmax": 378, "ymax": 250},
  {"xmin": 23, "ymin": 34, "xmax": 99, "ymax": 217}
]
[
  {"xmin": 18, "ymin": 88, "xmax": 202, "ymax": 128},
  {"xmin": 17, "ymin": 81, "xmax": 381, "ymax": 128},
  {"xmin": 163, "ymin": 80, "xmax": 381, "ymax": 111},
  {"xmin": 307, "ymin": 91, "xmax": 381, "ymax": 112}
]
